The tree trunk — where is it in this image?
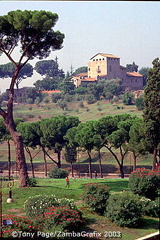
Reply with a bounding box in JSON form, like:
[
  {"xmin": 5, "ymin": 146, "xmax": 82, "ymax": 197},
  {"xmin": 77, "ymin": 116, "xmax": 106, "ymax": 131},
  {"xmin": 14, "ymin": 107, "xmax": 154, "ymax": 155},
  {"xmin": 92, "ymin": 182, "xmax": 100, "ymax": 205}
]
[
  {"xmin": 42, "ymin": 146, "xmax": 47, "ymax": 177},
  {"xmin": 119, "ymin": 164, "xmax": 124, "ymax": 178},
  {"xmin": 7, "ymin": 140, "xmax": 11, "ymax": 180},
  {"xmin": 25, "ymin": 147, "xmax": 35, "ymax": 178},
  {"xmin": 70, "ymin": 161, "xmax": 74, "ymax": 177},
  {"xmin": 98, "ymin": 149, "xmax": 103, "ymax": 178},
  {"xmin": 57, "ymin": 151, "xmax": 61, "ymax": 168},
  {"xmin": 133, "ymin": 151, "xmax": 137, "ymax": 172},
  {"xmin": 4, "ymin": 119, "xmax": 28, "ymax": 187},
  {"xmin": 87, "ymin": 150, "xmax": 92, "ymax": 179},
  {"xmin": 153, "ymin": 146, "xmax": 157, "ymax": 170}
]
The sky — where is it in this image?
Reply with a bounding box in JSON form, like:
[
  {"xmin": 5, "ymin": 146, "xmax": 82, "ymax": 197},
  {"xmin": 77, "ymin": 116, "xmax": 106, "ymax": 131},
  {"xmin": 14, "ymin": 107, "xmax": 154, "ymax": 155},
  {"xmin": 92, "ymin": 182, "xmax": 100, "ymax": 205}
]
[{"xmin": 0, "ymin": 1, "xmax": 160, "ymax": 93}]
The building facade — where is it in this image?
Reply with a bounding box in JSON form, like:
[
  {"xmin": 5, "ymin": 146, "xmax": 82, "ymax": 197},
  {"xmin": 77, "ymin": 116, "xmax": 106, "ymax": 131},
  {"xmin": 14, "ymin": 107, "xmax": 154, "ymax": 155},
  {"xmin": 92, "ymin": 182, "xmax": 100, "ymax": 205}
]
[{"xmin": 72, "ymin": 53, "xmax": 144, "ymax": 90}]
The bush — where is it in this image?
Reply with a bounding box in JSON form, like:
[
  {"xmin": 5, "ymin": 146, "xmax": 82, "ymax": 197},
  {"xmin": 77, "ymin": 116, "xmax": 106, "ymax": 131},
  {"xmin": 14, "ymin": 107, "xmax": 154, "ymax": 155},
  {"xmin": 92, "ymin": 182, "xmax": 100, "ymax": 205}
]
[
  {"xmin": 83, "ymin": 183, "xmax": 110, "ymax": 215},
  {"xmin": 26, "ymin": 177, "xmax": 37, "ymax": 187},
  {"xmin": 122, "ymin": 92, "xmax": 134, "ymax": 105},
  {"xmin": 135, "ymin": 96, "xmax": 144, "ymax": 110},
  {"xmin": 24, "ymin": 194, "xmax": 59, "ymax": 218},
  {"xmin": 140, "ymin": 197, "xmax": 160, "ymax": 218},
  {"xmin": 85, "ymin": 94, "xmax": 96, "ymax": 104},
  {"xmin": 24, "ymin": 194, "xmax": 76, "ymax": 218},
  {"xmin": 38, "ymin": 206, "xmax": 85, "ymax": 232},
  {"xmin": 2, "ymin": 214, "xmax": 39, "ymax": 238},
  {"xmin": 129, "ymin": 168, "xmax": 160, "ymax": 200},
  {"xmin": 49, "ymin": 167, "xmax": 68, "ymax": 179},
  {"xmin": 105, "ymin": 192, "xmax": 142, "ymax": 227}
]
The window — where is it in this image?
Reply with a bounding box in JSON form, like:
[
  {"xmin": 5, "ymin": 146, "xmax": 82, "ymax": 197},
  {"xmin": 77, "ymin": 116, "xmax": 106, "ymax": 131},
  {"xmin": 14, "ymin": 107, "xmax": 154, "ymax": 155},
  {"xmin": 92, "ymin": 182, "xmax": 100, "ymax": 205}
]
[
  {"xmin": 109, "ymin": 65, "xmax": 112, "ymax": 72},
  {"xmin": 88, "ymin": 68, "xmax": 90, "ymax": 71}
]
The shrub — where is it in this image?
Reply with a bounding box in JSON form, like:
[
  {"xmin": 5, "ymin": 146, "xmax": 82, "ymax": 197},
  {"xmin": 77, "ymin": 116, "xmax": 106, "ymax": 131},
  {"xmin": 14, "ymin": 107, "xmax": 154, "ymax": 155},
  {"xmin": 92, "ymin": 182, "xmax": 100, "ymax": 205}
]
[
  {"xmin": 26, "ymin": 177, "xmax": 37, "ymax": 187},
  {"xmin": 38, "ymin": 206, "xmax": 85, "ymax": 232},
  {"xmin": 26, "ymin": 98, "xmax": 34, "ymax": 104},
  {"xmin": 85, "ymin": 94, "xmax": 96, "ymax": 104},
  {"xmin": 49, "ymin": 167, "xmax": 68, "ymax": 179},
  {"xmin": 122, "ymin": 92, "xmax": 134, "ymax": 105},
  {"xmin": 2, "ymin": 214, "xmax": 39, "ymax": 238},
  {"xmin": 24, "ymin": 194, "xmax": 59, "ymax": 218},
  {"xmin": 105, "ymin": 192, "xmax": 142, "ymax": 227},
  {"xmin": 83, "ymin": 183, "xmax": 110, "ymax": 215},
  {"xmin": 129, "ymin": 167, "xmax": 160, "ymax": 200},
  {"xmin": 135, "ymin": 96, "xmax": 144, "ymax": 110},
  {"xmin": 140, "ymin": 197, "xmax": 160, "ymax": 218},
  {"xmin": 79, "ymin": 102, "xmax": 84, "ymax": 108},
  {"xmin": 24, "ymin": 194, "xmax": 76, "ymax": 218}
]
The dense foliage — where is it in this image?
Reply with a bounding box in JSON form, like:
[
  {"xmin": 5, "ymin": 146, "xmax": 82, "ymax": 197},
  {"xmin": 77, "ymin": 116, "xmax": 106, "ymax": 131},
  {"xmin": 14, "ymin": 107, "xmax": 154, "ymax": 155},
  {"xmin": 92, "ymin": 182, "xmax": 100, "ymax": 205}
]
[
  {"xmin": 129, "ymin": 167, "xmax": 160, "ymax": 200},
  {"xmin": 140, "ymin": 197, "xmax": 160, "ymax": 218},
  {"xmin": 24, "ymin": 194, "xmax": 76, "ymax": 218},
  {"xmin": 37, "ymin": 206, "xmax": 85, "ymax": 232},
  {"xmin": 2, "ymin": 214, "xmax": 39, "ymax": 238},
  {"xmin": 105, "ymin": 192, "xmax": 142, "ymax": 227},
  {"xmin": 48, "ymin": 167, "xmax": 69, "ymax": 179},
  {"xmin": 83, "ymin": 183, "xmax": 110, "ymax": 215}
]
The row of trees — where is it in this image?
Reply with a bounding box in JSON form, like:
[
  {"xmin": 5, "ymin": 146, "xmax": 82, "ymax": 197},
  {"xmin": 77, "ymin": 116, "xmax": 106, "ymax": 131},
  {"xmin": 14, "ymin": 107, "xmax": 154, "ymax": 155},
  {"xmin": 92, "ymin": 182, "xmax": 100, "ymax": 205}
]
[
  {"xmin": 1, "ymin": 114, "xmax": 159, "ymax": 180},
  {"xmin": 0, "ymin": 9, "xmax": 159, "ymax": 187}
]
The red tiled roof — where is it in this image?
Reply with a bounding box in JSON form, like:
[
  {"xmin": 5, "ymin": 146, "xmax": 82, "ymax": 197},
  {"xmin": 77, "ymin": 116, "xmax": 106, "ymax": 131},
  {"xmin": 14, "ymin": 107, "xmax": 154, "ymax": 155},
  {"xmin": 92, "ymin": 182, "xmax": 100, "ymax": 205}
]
[
  {"xmin": 81, "ymin": 78, "xmax": 97, "ymax": 82},
  {"xmin": 41, "ymin": 90, "xmax": 61, "ymax": 94},
  {"xmin": 126, "ymin": 72, "xmax": 143, "ymax": 77},
  {"xmin": 74, "ymin": 72, "xmax": 88, "ymax": 77}
]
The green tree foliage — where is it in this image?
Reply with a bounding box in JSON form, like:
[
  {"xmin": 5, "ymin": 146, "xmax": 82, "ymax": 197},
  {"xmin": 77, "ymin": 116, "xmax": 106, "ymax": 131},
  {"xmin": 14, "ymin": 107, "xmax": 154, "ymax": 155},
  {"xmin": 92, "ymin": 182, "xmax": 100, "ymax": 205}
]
[
  {"xmin": 72, "ymin": 66, "xmax": 88, "ymax": 76},
  {"xmin": 94, "ymin": 114, "xmax": 136, "ymax": 178},
  {"xmin": 129, "ymin": 118, "xmax": 149, "ymax": 171},
  {"xmin": 59, "ymin": 75, "xmax": 75, "ymax": 94},
  {"xmin": 143, "ymin": 58, "xmax": 160, "ymax": 170},
  {"xmin": 0, "ymin": 9, "xmax": 64, "ymax": 187},
  {"xmin": 122, "ymin": 91, "xmax": 134, "ymax": 105},
  {"xmin": 135, "ymin": 95, "xmax": 144, "ymax": 110},
  {"xmin": 139, "ymin": 67, "xmax": 149, "ymax": 86},
  {"xmin": 126, "ymin": 62, "xmax": 138, "ymax": 72},
  {"xmin": 40, "ymin": 116, "xmax": 80, "ymax": 168},
  {"xmin": 34, "ymin": 59, "xmax": 65, "ymax": 90}
]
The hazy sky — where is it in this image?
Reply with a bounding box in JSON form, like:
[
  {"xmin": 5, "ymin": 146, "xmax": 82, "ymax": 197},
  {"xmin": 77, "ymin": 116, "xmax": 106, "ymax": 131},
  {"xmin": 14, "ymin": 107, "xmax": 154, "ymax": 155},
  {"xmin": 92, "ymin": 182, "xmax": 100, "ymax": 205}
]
[{"xmin": 0, "ymin": 1, "xmax": 160, "ymax": 92}]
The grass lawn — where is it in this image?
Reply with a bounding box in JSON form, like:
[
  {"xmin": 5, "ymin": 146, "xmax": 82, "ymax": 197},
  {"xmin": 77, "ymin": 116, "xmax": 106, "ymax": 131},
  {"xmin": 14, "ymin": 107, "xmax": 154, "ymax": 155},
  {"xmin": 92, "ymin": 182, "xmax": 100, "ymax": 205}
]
[{"xmin": 1, "ymin": 178, "xmax": 159, "ymax": 240}]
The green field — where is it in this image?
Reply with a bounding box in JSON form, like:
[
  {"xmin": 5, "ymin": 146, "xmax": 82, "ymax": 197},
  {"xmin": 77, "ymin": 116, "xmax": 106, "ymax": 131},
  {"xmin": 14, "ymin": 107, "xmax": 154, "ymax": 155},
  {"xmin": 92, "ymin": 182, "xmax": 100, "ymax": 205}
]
[
  {"xmin": 11, "ymin": 99, "xmax": 143, "ymax": 123},
  {"xmin": 1, "ymin": 178, "xmax": 159, "ymax": 240},
  {"xmin": 0, "ymin": 99, "xmax": 153, "ymax": 175}
]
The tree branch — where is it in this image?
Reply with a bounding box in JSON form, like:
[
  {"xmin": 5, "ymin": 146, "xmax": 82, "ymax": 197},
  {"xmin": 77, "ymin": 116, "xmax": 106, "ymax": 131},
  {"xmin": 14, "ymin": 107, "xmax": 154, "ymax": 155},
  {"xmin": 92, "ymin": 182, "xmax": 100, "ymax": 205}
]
[
  {"xmin": 44, "ymin": 149, "xmax": 58, "ymax": 165},
  {"xmin": 0, "ymin": 107, "xmax": 7, "ymax": 119},
  {"xmin": 104, "ymin": 144, "xmax": 121, "ymax": 166}
]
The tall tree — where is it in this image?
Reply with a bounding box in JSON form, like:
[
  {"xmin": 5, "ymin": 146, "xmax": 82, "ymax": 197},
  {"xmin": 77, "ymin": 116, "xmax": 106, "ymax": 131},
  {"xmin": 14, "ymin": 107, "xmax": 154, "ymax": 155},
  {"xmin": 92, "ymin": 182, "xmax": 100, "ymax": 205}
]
[
  {"xmin": 0, "ymin": 10, "xmax": 64, "ymax": 186},
  {"xmin": 126, "ymin": 62, "xmax": 138, "ymax": 72},
  {"xmin": 17, "ymin": 122, "xmax": 41, "ymax": 178},
  {"xmin": 129, "ymin": 118, "xmax": 149, "ymax": 171},
  {"xmin": 143, "ymin": 58, "xmax": 160, "ymax": 170},
  {"xmin": 75, "ymin": 122, "xmax": 97, "ymax": 178},
  {"xmin": 34, "ymin": 59, "xmax": 65, "ymax": 90},
  {"xmin": 72, "ymin": 66, "xmax": 88, "ymax": 76},
  {"xmin": 40, "ymin": 116, "xmax": 80, "ymax": 169},
  {"xmin": 139, "ymin": 67, "xmax": 149, "ymax": 86}
]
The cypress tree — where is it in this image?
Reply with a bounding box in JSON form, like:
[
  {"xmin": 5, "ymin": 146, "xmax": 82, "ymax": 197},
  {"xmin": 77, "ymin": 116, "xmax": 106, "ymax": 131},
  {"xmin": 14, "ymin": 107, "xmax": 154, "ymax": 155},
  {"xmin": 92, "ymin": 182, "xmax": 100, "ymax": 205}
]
[{"xmin": 143, "ymin": 58, "xmax": 160, "ymax": 170}]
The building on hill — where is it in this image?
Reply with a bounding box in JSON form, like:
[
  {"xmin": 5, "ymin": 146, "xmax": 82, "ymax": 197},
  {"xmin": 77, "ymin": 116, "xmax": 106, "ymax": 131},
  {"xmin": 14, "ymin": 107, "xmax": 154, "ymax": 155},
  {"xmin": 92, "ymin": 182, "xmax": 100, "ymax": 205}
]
[{"xmin": 72, "ymin": 53, "xmax": 144, "ymax": 90}]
